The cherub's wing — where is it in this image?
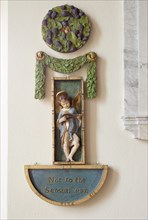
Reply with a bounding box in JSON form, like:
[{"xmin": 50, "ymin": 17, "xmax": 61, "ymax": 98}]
[
  {"xmin": 72, "ymin": 92, "xmax": 81, "ymax": 112},
  {"xmin": 55, "ymin": 100, "xmax": 62, "ymax": 114}
]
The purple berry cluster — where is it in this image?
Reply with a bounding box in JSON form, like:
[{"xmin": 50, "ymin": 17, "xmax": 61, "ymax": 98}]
[{"xmin": 41, "ymin": 5, "xmax": 91, "ymax": 53}]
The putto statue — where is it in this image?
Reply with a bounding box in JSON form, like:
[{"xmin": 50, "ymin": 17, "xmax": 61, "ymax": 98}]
[{"xmin": 56, "ymin": 91, "xmax": 81, "ymax": 162}]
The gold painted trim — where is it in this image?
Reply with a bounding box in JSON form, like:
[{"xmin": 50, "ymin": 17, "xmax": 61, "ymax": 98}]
[
  {"xmin": 86, "ymin": 52, "xmax": 97, "ymax": 62},
  {"xmin": 25, "ymin": 164, "xmax": 108, "ymax": 169},
  {"xmin": 81, "ymin": 79, "xmax": 85, "ymax": 164},
  {"xmin": 52, "ymin": 77, "xmax": 85, "ymax": 164},
  {"xmin": 51, "ymin": 78, "xmax": 55, "ymax": 164},
  {"xmin": 36, "ymin": 51, "xmax": 45, "ymax": 61},
  {"xmin": 53, "ymin": 161, "xmax": 85, "ymax": 165},
  {"xmin": 24, "ymin": 165, "xmax": 108, "ymax": 206},
  {"xmin": 52, "ymin": 77, "xmax": 83, "ymax": 80}
]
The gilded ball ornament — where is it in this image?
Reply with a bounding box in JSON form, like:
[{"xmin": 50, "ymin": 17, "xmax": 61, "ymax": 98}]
[
  {"xmin": 87, "ymin": 52, "xmax": 97, "ymax": 61},
  {"xmin": 36, "ymin": 51, "xmax": 45, "ymax": 61}
]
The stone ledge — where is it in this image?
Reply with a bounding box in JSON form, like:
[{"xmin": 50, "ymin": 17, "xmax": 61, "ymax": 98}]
[{"xmin": 123, "ymin": 116, "xmax": 148, "ymax": 140}]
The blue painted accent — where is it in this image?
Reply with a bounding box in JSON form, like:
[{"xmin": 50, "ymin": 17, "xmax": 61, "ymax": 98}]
[{"xmin": 29, "ymin": 169, "xmax": 104, "ymax": 203}]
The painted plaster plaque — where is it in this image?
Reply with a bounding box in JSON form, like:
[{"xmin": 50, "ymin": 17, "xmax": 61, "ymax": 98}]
[
  {"xmin": 25, "ymin": 5, "xmax": 108, "ymax": 206},
  {"xmin": 41, "ymin": 5, "xmax": 91, "ymax": 53}
]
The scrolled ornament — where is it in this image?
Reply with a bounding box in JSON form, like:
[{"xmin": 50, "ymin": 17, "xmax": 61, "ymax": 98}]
[
  {"xmin": 87, "ymin": 52, "xmax": 97, "ymax": 62},
  {"xmin": 36, "ymin": 51, "xmax": 45, "ymax": 61}
]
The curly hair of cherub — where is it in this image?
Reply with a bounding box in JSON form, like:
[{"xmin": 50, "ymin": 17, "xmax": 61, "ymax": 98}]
[{"xmin": 56, "ymin": 91, "xmax": 72, "ymax": 106}]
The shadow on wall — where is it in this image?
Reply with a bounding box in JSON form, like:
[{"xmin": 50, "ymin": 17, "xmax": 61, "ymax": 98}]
[
  {"xmin": 85, "ymin": 57, "xmax": 107, "ymax": 164},
  {"xmin": 83, "ymin": 15, "xmax": 101, "ymax": 52},
  {"xmin": 70, "ymin": 167, "xmax": 119, "ymax": 208},
  {"xmin": 88, "ymin": 167, "xmax": 119, "ymax": 206},
  {"xmin": 97, "ymin": 57, "xmax": 107, "ymax": 102}
]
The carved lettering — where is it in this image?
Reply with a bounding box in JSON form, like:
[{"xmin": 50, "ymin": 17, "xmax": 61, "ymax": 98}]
[
  {"xmin": 45, "ymin": 187, "xmax": 88, "ymax": 194},
  {"xmin": 45, "ymin": 187, "xmax": 71, "ymax": 193},
  {"xmin": 48, "ymin": 177, "xmax": 62, "ymax": 183},
  {"xmin": 65, "ymin": 177, "xmax": 73, "ymax": 182},
  {"xmin": 48, "ymin": 176, "xmax": 87, "ymax": 185},
  {"xmin": 74, "ymin": 188, "xmax": 88, "ymax": 193},
  {"xmin": 75, "ymin": 177, "xmax": 86, "ymax": 183}
]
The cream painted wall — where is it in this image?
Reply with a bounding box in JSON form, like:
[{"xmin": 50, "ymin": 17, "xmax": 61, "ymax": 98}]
[{"xmin": 8, "ymin": 1, "xmax": 147, "ymax": 219}]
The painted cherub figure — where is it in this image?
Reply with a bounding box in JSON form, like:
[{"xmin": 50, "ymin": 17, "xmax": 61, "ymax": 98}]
[{"xmin": 56, "ymin": 91, "xmax": 81, "ymax": 162}]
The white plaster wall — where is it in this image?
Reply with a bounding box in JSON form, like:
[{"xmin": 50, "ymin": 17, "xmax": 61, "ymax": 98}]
[{"xmin": 8, "ymin": 1, "xmax": 147, "ymax": 219}]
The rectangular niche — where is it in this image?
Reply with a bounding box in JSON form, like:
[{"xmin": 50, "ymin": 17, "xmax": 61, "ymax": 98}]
[{"xmin": 51, "ymin": 77, "xmax": 85, "ymax": 164}]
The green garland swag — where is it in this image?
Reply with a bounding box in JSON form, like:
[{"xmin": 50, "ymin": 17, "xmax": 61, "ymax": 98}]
[{"xmin": 35, "ymin": 51, "xmax": 97, "ymax": 99}]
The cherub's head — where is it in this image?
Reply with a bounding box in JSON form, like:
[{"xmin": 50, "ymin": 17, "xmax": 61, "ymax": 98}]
[{"xmin": 56, "ymin": 91, "xmax": 71, "ymax": 109}]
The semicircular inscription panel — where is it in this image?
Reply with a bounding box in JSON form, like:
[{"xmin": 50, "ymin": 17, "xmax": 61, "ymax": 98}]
[{"xmin": 25, "ymin": 165, "xmax": 108, "ymax": 206}]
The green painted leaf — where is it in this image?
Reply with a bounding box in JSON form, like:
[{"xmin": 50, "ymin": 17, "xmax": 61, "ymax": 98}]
[
  {"xmin": 66, "ymin": 32, "xmax": 78, "ymax": 47},
  {"xmin": 55, "ymin": 21, "xmax": 62, "ymax": 29},
  {"xmin": 80, "ymin": 16, "xmax": 89, "ymax": 26},
  {"xmin": 53, "ymin": 6, "xmax": 62, "ymax": 14}
]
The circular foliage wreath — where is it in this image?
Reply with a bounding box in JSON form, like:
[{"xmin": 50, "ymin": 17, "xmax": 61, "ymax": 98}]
[{"xmin": 41, "ymin": 5, "xmax": 91, "ymax": 53}]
